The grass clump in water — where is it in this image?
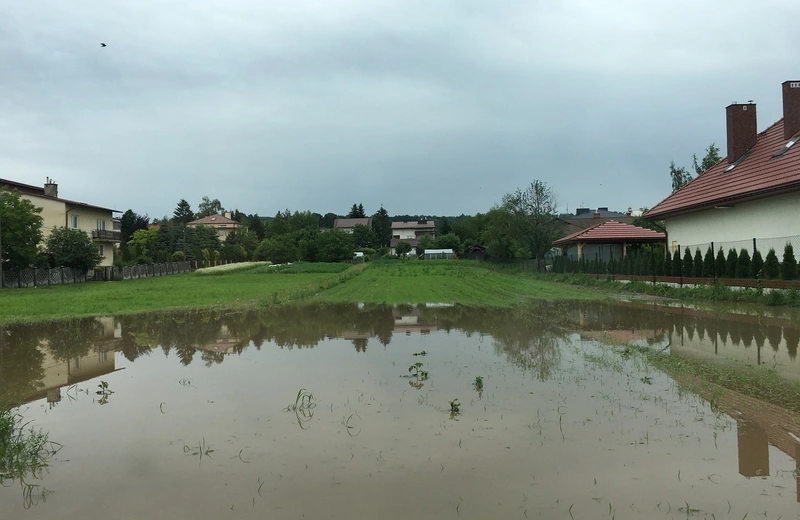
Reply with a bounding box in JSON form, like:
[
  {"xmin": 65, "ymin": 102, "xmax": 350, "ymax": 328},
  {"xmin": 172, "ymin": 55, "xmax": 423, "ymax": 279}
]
[{"xmin": 0, "ymin": 409, "xmax": 61, "ymax": 487}]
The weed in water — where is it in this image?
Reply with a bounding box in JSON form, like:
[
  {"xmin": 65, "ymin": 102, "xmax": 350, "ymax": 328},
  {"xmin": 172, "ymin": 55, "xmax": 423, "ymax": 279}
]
[
  {"xmin": 95, "ymin": 380, "xmax": 114, "ymax": 405},
  {"xmin": 449, "ymin": 398, "xmax": 461, "ymax": 415},
  {"xmin": 412, "ymin": 351, "xmax": 427, "ymax": 356},
  {"xmin": 640, "ymin": 376, "xmax": 653, "ymax": 385},
  {"xmin": 473, "ymin": 376, "xmax": 484, "ymax": 391},
  {"xmin": 283, "ymin": 389, "xmax": 317, "ymax": 429},
  {"xmin": 183, "ymin": 437, "xmax": 215, "ymax": 463}
]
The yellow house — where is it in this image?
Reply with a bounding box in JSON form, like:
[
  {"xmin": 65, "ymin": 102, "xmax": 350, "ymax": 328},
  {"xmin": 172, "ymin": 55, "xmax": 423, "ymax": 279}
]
[
  {"xmin": 187, "ymin": 213, "xmax": 239, "ymax": 241},
  {"xmin": 0, "ymin": 178, "xmax": 121, "ymax": 267}
]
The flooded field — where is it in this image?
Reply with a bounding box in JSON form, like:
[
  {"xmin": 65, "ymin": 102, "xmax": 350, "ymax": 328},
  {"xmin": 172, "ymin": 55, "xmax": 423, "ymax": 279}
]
[{"xmin": 1, "ymin": 301, "xmax": 799, "ymax": 519}]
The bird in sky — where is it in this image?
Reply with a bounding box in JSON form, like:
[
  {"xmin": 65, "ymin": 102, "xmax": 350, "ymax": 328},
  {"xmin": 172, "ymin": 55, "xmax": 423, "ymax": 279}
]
[{"xmin": 100, "ymin": 43, "xmax": 107, "ymax": 47}]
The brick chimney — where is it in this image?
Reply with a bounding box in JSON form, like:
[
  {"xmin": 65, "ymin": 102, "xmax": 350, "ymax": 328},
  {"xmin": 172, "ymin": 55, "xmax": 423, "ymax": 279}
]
[
  {"xmin": 725, "ymin": 102, "xmax": 757, "ymax": 164},
  {"xmin": 43, "ymin": 177, "xmax": 58, "ymax": 198},
  {"xmin": 783, "ymin": 80, "xmax": 800, "ymax": 140}
]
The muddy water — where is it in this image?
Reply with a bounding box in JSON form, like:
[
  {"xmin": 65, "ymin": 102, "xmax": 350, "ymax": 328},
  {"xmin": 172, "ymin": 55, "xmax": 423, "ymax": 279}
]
[{"xmin": 1, "ymin": 302, "xmax": 799, "ymax": 519}]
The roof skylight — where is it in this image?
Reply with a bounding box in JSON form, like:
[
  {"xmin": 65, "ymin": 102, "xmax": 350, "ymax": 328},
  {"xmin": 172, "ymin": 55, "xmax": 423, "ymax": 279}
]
[
  {"xmin": 723, "ymin": 150, "xmax": 752, "ymax": 173},
  {"xmin": 771, "ymin": 131, "xmax": 800, "ymax": 158}
]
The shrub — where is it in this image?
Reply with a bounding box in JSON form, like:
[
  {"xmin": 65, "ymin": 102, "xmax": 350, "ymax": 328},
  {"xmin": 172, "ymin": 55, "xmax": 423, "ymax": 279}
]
[
  {"xmin": 671, "ymin": 249, "xmax": 682, "ymax": 277},
  {"xmin": 750, "ymin": 249, "xmax": 764, "ymax": 279},
  {"xmin": 693, "ymin": 248, "xmax": 703, "ymax": 277},
  {"xmin": 736, "ymin": 249, "xmax": 751, "ymax": 279},
  {"xmin": 171, "ymin": 251, "xmax": 185, "ymax": 262},
  {"xmin": 135, "ymin": 255, "xmax": 153, "ymax": 265},
  {"xmin": 682, "ymin": 248, "xmax": 693, "ymax": 277},
  {"xmin": 703, "ymin": 247, "xmax": 715, "ymax": 278},
  {"xmin": 664, "ymin": 252, "xmax": 672, "ymax": 276},
  {"xmin": 725, "ymin": 249, "xmax": 738, "ymax": 278},
  {"xmin": 764, "ymin": 248, "xmax": 780, "ymax": 279},
  {"xmin": 782, "ymin": 243, "xmax": 797, "ymax": 280},
  {"xmin": 714, "ymin": 248, "xmax": 726, "ymax": 279}
]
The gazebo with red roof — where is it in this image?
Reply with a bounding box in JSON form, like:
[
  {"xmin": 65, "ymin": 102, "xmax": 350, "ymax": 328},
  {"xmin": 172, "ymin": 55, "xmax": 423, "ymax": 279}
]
[{"xmin": 553, "ymin": 220, "xmax": 666, "ymax": 261}]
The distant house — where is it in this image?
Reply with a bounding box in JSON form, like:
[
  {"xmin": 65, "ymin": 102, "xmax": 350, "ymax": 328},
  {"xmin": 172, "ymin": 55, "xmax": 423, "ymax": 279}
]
[
  {"xmin": 423, "ymin": 249, "xmax": 455, "ymax": 260},
  {"xmin": 0, "ymin": 177, "xmax": 121, "ymax": 267},
  {"xmin": 333, "ymin": 217, "xmax": 372, "ymax": 233},
  {"xmin": 646, "ymin": 80, "xmax": 800, "ymax": 255},
  {"xmin": 553, "ymin": 220, "xmax": 665, "ymax": 262},
  {"xmin": 559, "ymin": 207, "xmax": 637, "ymax": 239},
  {"xmin": 390, "ymin": 219, "xmax": 435, "ymax": 255},
  {"xmin": 187, "ymin": 213, "xmax": 239, "ymax": 241}
]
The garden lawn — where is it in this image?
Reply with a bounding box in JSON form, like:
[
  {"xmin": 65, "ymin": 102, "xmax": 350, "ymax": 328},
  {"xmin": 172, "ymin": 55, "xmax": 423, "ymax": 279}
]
[
  {"xmin": 0, "ymin": 266, "xmax": 361, "ymax": 324},
  {"xmin": 315, "ymin": 260, "xmax": 603, "ymax": 306}
]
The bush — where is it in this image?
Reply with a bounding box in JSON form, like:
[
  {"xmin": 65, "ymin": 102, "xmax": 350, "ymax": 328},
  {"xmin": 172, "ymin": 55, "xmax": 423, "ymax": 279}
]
[
  {"xmin": 135, "ymin": 255, "xmax": 153, "ymax": 265},
  {"xmin": 682, "ymin": 248, "xmax": 693, "ymax": 277},
  {"xmin": 693, "ymin": 249, "xmax": 703, "ymax": 277},
  {"xmin": 764, "ymin": 248, "xmax": 780, "ymax": 279},
  {"xmin": 750, "ymin": 249, "xmax": 764, "ymax": 279},
  {"xmin": 781, "ymin": 243, "xmax": 797, "ymax": 280},
  {"xmin": 45, "ymin": 227, "xmax": 102, "ymax": 271},
  {"xmin": 172, "ymin": 251, "xmax": 185, "ymax": 262},
  {"xmin": 703, "ymin": 247, "xmax": 715, "ymax": 278},
  {"xmin": 671, "ymin": 249, "xmax": 682, "ymax": 276},
  {"xmin": 736, "ymin": 249, "xmax": 751, "ymax": 279},
  {"xmin": 664, "ymin": 252, "xmax": 671, "ymax": 276},
  {"xmin": 715, "ymin": 248, "xmax": 726, "ymax": 279},
  {"xmin": 725, "ymin": 249, "xmax": 738, "ymax": 278},
  {"xmin": 254, "ymin": 236, "xmax": 299, "ymax": 264}
]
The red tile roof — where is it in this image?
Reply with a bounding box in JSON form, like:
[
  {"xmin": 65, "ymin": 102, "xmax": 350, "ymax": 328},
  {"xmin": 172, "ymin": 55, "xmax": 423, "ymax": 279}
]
[
  {"xmin": 391, "ymin": 220, "xmax": 435, "ymax": 230},
  {"xmin": 647, "ymin": 119, "xmax": 800, "ymax": 219},
  {"xmin": 553, "ymin": 220, "xmax": 665, "ymax": 245}
]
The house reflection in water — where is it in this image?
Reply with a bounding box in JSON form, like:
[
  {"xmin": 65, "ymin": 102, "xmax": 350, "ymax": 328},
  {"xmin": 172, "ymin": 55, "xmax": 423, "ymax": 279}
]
[
  {"xmin": 393, "ymin": 306, "xmax": 438, "ymax": 336},
  {"xmin": 33, "ymin": 317, "xmax": 122, "ymax": 407}
]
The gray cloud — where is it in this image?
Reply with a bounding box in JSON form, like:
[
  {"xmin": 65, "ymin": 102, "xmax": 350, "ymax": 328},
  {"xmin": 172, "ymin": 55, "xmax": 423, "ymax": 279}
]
[{"xmin": 2, "ymin": 0, "xmax": 798, "ymax": 219}]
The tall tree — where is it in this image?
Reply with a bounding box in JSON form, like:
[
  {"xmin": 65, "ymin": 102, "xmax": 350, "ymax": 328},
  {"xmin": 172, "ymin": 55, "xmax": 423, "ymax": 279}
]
[
  {"xmin": 669, "ymin": 161, "xmax": 692, "ymax": 192},
  {"xmin": 248, "ymin": 214, "xmax": 267, "ymax": 240},
  {"xmin": 371, "ymin": 206, "xmax": 392, "ymax": 247},
  {"xmin": 692, "ymin": 143, "xmax": 722, "ymax": 175},
  {"xmin": 321, "ymin": 212, "xmax": 338, "ymax": 229},
  {"xmin": 437, "ymin": 217, "xmax": 452, "ymax": 236},
  {"xmin": 120, "ymin": 209, "xmax": 150, "ymax": 244},
  {"xmin": 501, "ymin": 180, "xmax": 561, "ymax": 267},
  {"xmin": 0, "ymin": 187, "xmax": 44, "ymax": 270},
  {"xmin": 347, "ymin": 203, "xmax": 366, "ymax": 218},
  {"xmin": 196, "ymin": 196, "xmax": 224, "ymax": 218},
  {"xmin": 351, "ymin": 224, "xmax": 377, "ymax": 249},
  {"xmin": 172, "ymin": 199, "xmax": 195, "ymax": 224}
]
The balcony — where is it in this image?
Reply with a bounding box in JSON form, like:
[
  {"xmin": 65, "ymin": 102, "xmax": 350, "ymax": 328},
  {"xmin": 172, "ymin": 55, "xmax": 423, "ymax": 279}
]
[{"xmin": 92, "ymin": 229, "xmax": 122, "ymax": 242}]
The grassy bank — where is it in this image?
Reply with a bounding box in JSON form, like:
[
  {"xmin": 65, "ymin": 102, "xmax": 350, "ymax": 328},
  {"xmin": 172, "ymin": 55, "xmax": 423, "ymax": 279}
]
[
  {"xmin": 315, "ymin": 260, "xmax": 601, "ymax": 306},
  {"xmin": 0, "ymin": 263, "xmax": 365, "ymax": 324},
  {"xmin": 0, "ymin": 260, "xmax": 609, "ymax": 324}
]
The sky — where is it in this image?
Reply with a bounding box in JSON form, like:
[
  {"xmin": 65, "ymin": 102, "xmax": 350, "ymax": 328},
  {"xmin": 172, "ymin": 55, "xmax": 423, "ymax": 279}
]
[{"xmin": 1, "ymin": 0, "xmax": 798, "ymax": 220}]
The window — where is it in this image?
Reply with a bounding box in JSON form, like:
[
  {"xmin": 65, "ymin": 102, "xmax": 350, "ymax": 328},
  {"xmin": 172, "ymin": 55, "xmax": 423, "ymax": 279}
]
[
  {"xmin": 99, "ymin": 350, "xmax": 108, "ymax": 363},
  {"xmin": 71, "ymin": 357, "xmax": 81, "ymax": 370},
  {"xmin": 96, "ymin": 219, "xmax": 106, "ymax": 230},
  {"xmin": 98, "ymin": 244, "xmax": 105, "ymax": 257},
  {"xmin": 71, "ymin": 215, "xmax": 79, "ymax": 229}
]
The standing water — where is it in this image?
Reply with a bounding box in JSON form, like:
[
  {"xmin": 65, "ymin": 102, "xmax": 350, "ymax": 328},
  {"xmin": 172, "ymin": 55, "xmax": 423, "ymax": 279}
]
[{"xmin": 1, "ymin": 301, "xmax": 799, "ymax": 519}]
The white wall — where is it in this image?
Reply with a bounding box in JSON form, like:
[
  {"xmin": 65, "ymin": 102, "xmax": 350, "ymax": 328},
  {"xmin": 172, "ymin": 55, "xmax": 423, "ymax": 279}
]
[{"xmin": 666, "ymin": 191, "xmax": 800, "ymax": 249}]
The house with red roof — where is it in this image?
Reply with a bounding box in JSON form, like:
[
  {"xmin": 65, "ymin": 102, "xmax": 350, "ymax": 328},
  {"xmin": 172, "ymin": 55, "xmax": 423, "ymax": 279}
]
[
  {"xmin": 553, "ymin": 220, "xmax": 665, "ymax": 261},
  {"xmin": 187, "ymin": 213, "xmax": 239, "ymax": 241},
  {"xmin": 646, "ymin": 81, "xmax": 800, "ymax": 254}
]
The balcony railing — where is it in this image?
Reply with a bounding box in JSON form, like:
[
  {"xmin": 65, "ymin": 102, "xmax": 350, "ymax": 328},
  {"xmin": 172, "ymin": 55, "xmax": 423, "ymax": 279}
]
[{"xmin": 92, "ymin": 229, "xmax": 122, "ymax": 242}]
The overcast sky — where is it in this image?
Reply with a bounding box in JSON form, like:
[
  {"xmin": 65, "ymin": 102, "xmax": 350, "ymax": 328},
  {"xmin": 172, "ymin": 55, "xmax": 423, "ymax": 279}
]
[{"xmin": 2, "ymin": 0, "xmax": 798, "ymax": 219}]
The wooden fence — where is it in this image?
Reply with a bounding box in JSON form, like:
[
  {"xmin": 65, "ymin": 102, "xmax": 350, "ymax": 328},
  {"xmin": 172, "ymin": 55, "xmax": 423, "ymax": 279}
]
[{"xmin": 0, "ymin": 261, "xmax": 194, "ymax": 289}]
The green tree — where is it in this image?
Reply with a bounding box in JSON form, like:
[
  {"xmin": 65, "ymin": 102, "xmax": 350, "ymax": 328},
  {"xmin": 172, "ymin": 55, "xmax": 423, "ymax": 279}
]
[
  {"xmin": 196, "ymin": 196, "xmax": 224, "ymax": 218},
  {"xmin": 172, "ymin": 199, "xmax": 195, "ymax": 224},
  {"xmin": 725, "ymin": 249, "xmax": 738, "ymax": 278},
  {"xmin": 395, "ymin": 240, "xmax": 412, "ymax": 257},
  {"xmin": 750, "ymin": 249, "xmax": 764, "ymax": 279},
  {"xmin": 703, "ymin": 247, "xmax": 715, "ymax": 278},
  {"xmin": 682, "ymin": 247, "xmax": 693, "ymax": 277},
  {"xmin": 669, "ymin": 161, "xmax": 692, "ymax": 192},
  {"xmin": 452, "ymin": 213, "xmax": 488, "ymax": 246},
  {"xmin": 764, "ymin": 248, "xmax": 779, "ymax": 279},
  {"xmin": 321, "ymin": 212, "xmax": 338, "ymax": 229},
  {"xmin": 435, "ymin": 233, "xmax": 463, "ymax": 256},
  {"xmin": 128, "ymin": 228, "xmax": 160, "ymax": 260},
  {"xmin": 692, "ymin": 143, "xmax": 722, "ymax": 175},
  {"xmin": 437, "ymin": 217, "xmax": 452, "ymax": 236},
  {"xmin": 120, "ymin": 209, "xmax": 150, "ymax": 244},
  {"xmin": 316, "ymin": 229, "xmax": 354, "ymax": 262},
  {"xmin": 45, "ymin": 227, "xmax": 101, "ymax": 271},
  {"xmin": 351, "ymin": 224, "xmax": 377, "ymax": 249},
  {"xmin": 254, "ymin": 235, "xmax": 299, "ymax": 264},
  {"xmin": 692, "ymin": 248, "xmax": 703, "ymax": 277},
  {"xmin": 371, "ymin": 206, "xmax": 392, "ymax": 248},
  {"xmin": 715, "ymin": 248, "xmax": 726, "ymax": 279},
  {"xmin": 248, "ymin": 214, "xmax": 267, "ymax": 241},
  {"xmin": 0, "ymin": 187, "xmax": 44, "ymax": 270},
  {"xmin": 347, "ymin": 203, "xmax": 366, "ymax": 218},
  {"xmin": 782, "ymin": 243, "xmax": 797, "ymax": 280},
  {"xmin": 223, "ymin": 227, "xmax": 259, "ymax": 259},
  {"xmin": 671, "ymin": 249, "xmax": 682, "ymax": 276},
  {"xmin": 736, "ymin": 249, "xmax": 751, "ymax": 279}
]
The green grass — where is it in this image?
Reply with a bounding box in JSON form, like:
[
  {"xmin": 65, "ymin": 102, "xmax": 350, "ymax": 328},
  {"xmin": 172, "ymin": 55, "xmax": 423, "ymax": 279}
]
[
  {"xmin": 253, "ymin": 262, "xmax": 353, "ymax": 274},
  {"xmin": 315, "ymin": 260, "xmax": 599, "ymax": 306},
  {"xmin": 0, "ymin": 409, "xmax": 60, "ymax": 485},
  {"xmin": 0, "ymin": 264, "xmax": 365, "ymax": 324}
]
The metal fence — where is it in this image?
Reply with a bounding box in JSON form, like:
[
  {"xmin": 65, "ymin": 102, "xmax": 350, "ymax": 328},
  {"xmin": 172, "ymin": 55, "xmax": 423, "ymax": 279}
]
[{"xmin": 681, "ymin": 235, "xmax": 800, "ymax": 259}]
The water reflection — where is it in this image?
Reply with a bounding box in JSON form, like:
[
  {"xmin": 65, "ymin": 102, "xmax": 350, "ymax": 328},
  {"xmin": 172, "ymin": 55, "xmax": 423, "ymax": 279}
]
[{"xmin": 2, "ymin": 301, "xmax": 800, "ymax": 514}]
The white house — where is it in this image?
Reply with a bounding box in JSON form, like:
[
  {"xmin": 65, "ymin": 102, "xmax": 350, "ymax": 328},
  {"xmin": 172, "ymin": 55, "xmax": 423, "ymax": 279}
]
[
  {"xmin": 646, "ymin": 80, "xmax": 800, "ymax": 256},
  {"xmin": 390, "ymin": 219, "xmax": 435, "ymax": 255}
]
